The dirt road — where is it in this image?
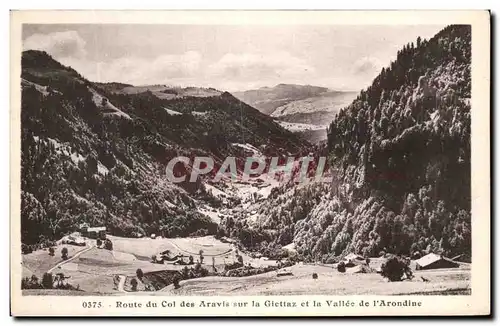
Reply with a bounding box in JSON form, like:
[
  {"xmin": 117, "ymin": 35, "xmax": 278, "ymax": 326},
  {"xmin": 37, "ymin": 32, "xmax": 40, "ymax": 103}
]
[
  {"xmin": 47, "ymin": 244, "xmax": 94, "ymax": 274},
  {"xmin": 117, "ymin": 275, "xmax": 127, "ymax": 293}
]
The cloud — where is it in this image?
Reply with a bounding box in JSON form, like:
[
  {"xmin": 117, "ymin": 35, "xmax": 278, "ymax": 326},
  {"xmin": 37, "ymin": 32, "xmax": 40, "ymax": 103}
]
[
  {"xmin": 352, "ymin": 57, "xmax": 384, "ymax": 76},
  {"xmin": 48, "ymin": 51, "xmax": 203, "ymax": 85},
  {"xmin": 71, "ymin": 51, "xmax": 315, "ymax": 91},
  {"xmin": 208, "ymin": 51, "xmax": 314, "ymax": 86},
  {"xmin": 94, "ymin": 51, "xmax": 202, "ymax": 84},
  {"xmin": 21, "ymin": 31, "xmax": 318, "ymax": 91},
  {"xmin": 151, "ymin": 51, "xmax": 202, "ymax": 80},
  {"xmin": 23, "ymin": 30, "xmax": 87, "ymax": 59},
  {"xmin": 23, "ymin": 30, "xmax": 202, "ymax": 85},
  {"xmin": 22, "ymin": 30, "xmax": 315, "ymax": 91}
]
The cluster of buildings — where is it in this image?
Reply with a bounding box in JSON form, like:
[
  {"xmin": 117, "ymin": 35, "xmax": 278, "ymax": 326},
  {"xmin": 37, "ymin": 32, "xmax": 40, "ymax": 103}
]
[
  {"xmin": 341, "ymin": 252, "xmax": 461, "ymax": 271},
  {"xmin": 79, "ymin": 223, "xmax": 107, "ymax": 240}
]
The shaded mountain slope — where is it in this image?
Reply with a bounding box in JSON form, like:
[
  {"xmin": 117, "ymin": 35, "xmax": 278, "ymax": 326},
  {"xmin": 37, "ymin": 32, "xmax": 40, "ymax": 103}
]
[
  {"xmin": 220, "ymin": 25, "xmax": 472, "ymax": 262},
  {"xmin": 20, "ymin": 50, "xmax": 307, "ymax": 246}
]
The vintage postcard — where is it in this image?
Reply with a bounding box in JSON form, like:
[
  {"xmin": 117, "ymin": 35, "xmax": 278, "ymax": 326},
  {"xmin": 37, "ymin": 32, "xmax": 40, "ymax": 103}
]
[{"xmin": 10, "ymin": 10, "xmax": 490, "ymax": 317}]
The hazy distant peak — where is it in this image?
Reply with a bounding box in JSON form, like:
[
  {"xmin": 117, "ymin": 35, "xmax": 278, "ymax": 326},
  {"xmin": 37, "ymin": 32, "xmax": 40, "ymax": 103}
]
[{"xmin": 232, "ymin": 83, "xmax": 355, "ymax": 116}]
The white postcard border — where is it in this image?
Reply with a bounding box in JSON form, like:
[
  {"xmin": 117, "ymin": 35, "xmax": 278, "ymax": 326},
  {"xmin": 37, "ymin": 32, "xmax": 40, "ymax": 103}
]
[{"xmin": 9, "ymin": 10, "xmax": 491, "ymax": 317}]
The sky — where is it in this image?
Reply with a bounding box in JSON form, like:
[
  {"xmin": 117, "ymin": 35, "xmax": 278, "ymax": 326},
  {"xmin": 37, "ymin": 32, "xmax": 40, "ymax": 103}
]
[{"xmin": 22, "ymin": 24, "xmax": 445, "ymax": 92}]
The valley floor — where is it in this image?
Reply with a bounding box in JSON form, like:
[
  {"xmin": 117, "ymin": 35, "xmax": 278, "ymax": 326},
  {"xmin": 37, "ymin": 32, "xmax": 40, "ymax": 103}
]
[{"xmin": 21, "ymin": 235, "xmax": 471, "ymax": 297}]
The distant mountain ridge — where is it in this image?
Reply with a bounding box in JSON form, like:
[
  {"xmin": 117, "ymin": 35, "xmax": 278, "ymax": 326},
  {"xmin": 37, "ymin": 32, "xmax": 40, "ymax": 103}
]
[
  {"xmin": 233, "ymin": 84, "xmax": 331, "ymax": 115},
  {"xmin": 233, "ymin": 84, "xmax": 358, "ymax": 143},
  {"xmin": 270, "ymin": 90, "xmax": 358, "ymax": 123}
]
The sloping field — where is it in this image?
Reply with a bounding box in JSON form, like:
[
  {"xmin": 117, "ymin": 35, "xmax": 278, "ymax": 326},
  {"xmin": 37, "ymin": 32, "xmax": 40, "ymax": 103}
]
[
  {"xmin": 22, "ymin": 244, "xmax": 88, "ymax": 278},
  {"xmin": 107, "ymin": 236, "xmax": 180, "ymax": 259},
  {"xmin": 108, "ymin": 235, "xmax": 234, "ymax": 257},
  {"xmin": 22, "ymin": 266, "xmax": 34, "ymax": 279},
  {"xmin": 22, "ymin": 236, "xmax": 278, "ymax": 295},
  {"xmin": 151, "ymin": 264, "xmax": 470, "ymax": 296},
  {"xmin": 22, "ymin": 236, "xmax": 470, "ymax": 296},
  {"xmin": 59, "ymin": 247, "xmax": 182, "ymax": 276},
  {"xmin": 23, "ymin": 264, "xmax": 471, "ymax": 297},
  {"xmin": 166, "ymin": 237, "xmax": 234, "ymax": 256},
  {"xmin": 22, "ymin": 289, "xmax": 94, "ymax": 296},
  {"xmin": 60, "ymin": 271, "xmax": 117, "ymax": 293},
  {"xmin": 90, "ymin": 88, "xmax": 131, "ymax": 119},
  {"xmin": 118, "ymin": 85, "xmax": 221, "ymax": 100},
  {"xmin": 106, "ymin": 235, "xmax": 270, "ymax": 268}
]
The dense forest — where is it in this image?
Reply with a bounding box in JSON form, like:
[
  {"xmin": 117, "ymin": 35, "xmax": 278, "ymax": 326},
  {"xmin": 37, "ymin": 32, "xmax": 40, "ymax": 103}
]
[
  {"xmin": 20, "ymin": 50, "xmax": 306, "ymax": 247},
  {"xmin": 219, "ymin": 25, "xmax": 472, "ymax": 262}
]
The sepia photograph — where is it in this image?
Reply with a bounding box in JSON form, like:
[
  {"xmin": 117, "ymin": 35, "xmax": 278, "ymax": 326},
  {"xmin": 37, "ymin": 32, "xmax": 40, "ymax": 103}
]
[{"xmin": 9, "ymin": 10, "xmax": 490, "ymax": 316}]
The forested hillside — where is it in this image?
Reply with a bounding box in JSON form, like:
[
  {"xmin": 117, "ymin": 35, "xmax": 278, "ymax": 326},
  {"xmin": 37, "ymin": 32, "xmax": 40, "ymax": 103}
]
[
  {"xmin": 20, "ymin": 50, "xmax": 306, "ymax": 246},
  {"xmin": 233, "ymin": 84, "xmax": 330, "ymax": 115},
  {"xmin": 220, "ymin": 25, "xmax": 472, "ymax": 262}
]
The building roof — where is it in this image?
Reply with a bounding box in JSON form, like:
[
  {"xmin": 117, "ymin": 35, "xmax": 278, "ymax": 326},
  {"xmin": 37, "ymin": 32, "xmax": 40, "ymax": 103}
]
[
  {"xmin": 87, "ymin": 226, "xmax": 106, "ymax": 232},
  {"xmin": 415, "ymin": 253, "xmax": 441, "ymax": 267},
  {"xmin": 415, "ymin": 253, "xmax": 458, "ymax": 267},
  {"xmin": 344, "ymin": 253, "xmax": 364, "ymax": 261}
]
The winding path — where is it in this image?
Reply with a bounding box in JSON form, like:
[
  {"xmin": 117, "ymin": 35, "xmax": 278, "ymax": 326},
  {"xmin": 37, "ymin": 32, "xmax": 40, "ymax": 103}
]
[
  {"xmin": 47, "ymin": 244, "xmax": 94, "ymax": 274},
  {"xmin": 117, "ymin": 275, "xmax": 127, "ymax": 293}
]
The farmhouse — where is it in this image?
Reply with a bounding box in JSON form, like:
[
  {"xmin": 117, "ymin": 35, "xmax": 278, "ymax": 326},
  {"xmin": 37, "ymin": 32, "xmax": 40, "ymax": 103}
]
[
  {"xmin": 343, "ymin": 253, "xmax": 365, "ymax": 267},
  {"xmin": 415, "ymin": 253, "xmax": 459, "ymax": 270},
  {"xmin": 82, "ymin": 226, "xmax": 107, "ymax": 240},
  {"xmin": 344, "ymin": 253, "xmax": 364, "ymax": 261}
]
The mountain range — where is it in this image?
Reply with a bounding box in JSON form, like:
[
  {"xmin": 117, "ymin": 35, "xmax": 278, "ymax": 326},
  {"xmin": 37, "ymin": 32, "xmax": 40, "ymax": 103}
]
[
  {"xmin": 233, "ymin": 84, "xmax": 357, "ymax": 144},
  {"xmin": 233, "ymin": 84, "xmax": 329, "ymax": 115}
]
